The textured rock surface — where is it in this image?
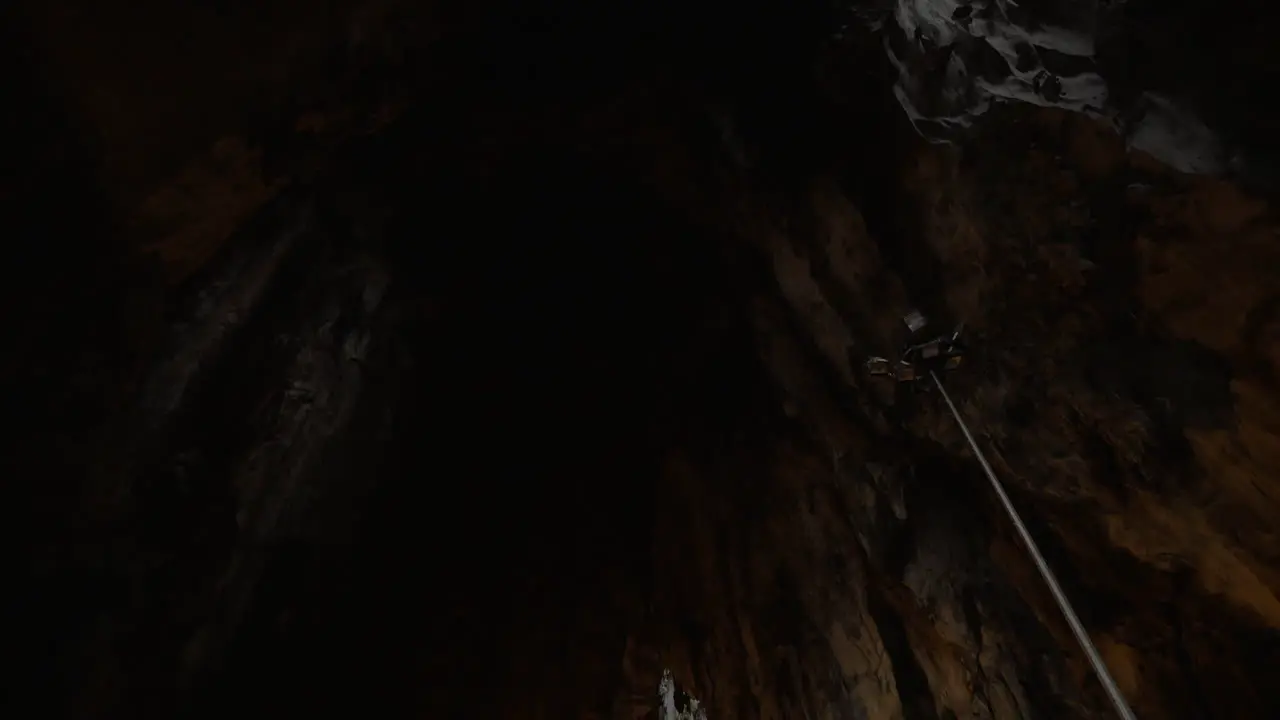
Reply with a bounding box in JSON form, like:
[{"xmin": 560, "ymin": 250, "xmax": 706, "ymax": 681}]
[
  {"xmin": 880, "ymin": 0, "xmax": 1280, "ymax": 185},
  {"xmin": 7, "ymin": 0, "xmax": 1280, "ymax": 718}
]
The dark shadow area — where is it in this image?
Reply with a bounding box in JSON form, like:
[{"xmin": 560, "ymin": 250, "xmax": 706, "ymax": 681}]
[
  {"xmin": 2, "ymin": 14, "xmax": 147, "ymax": 713},
  {"xmin": 39, "ymin": 2, "xmax": 848, "ymax": 715}
]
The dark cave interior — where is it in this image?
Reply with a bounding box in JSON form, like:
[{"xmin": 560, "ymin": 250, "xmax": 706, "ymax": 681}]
[{"xmin": 7, "ymin": 0, "xmax": 1280, "ymax": 718}]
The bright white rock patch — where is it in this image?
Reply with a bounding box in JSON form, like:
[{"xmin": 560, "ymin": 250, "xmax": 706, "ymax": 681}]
[
  {"xmin": 875, "ymin": 0, "xmax": 1229, "ymax": 175},
  {"xmin": 658, "ymin": 669, "xmax": 709, "ymax": 720}
]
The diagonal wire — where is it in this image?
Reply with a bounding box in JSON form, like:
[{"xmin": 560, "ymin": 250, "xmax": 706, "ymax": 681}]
[{"xmin": 931, "ymin": 371, "xmax": 1138, "ymax": 720}]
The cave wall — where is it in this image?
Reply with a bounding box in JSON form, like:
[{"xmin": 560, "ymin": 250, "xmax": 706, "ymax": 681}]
[
  {"xmin": 669, "ymin": 103, "xmax": 1280, "ymax": 718},
  {"xmin": 12, "ymin": 0, "xmax": 427, "ymax": 278},
  {"xmin": 8, "ymin": 1, "xmax": 1280, "ymax": 718},
  {"xmin": 5, "ymin": 5, "xmax": 429, "ymax": 707}
]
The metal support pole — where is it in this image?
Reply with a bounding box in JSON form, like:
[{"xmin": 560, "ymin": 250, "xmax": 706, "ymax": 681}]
[{"xmin": 930, "ymin": 372, "xmax": 1138, "ymax": 720}]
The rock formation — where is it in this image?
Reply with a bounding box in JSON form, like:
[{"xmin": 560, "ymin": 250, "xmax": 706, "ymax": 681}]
[
  {"xmin": 7, "ymin": 0, "xmax": 1280, "ymax": 718},
  {"xmin": 881, "ymin": 0, "xmax": 1280, "ymax": 185}
]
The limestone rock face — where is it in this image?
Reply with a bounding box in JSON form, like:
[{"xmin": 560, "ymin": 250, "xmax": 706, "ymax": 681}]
[
  {"xmin": 880, "ymin": 0, "xmax": 1280, "ymax": 184},
  {"xmin": 7, "ymin": 0, "xmax": 1280, "ymax": 719}
]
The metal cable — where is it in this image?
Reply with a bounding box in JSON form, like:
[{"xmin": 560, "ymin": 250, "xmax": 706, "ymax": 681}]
[{"xmin": 930, "ymin": 371, "xmax": 1138, "ymax": 720}]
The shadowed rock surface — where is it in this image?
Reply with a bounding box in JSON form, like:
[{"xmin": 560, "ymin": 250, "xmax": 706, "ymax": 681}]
[{"xmin": 6, "ymin": 0, "xmax": 1280, "ymax": 718}]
